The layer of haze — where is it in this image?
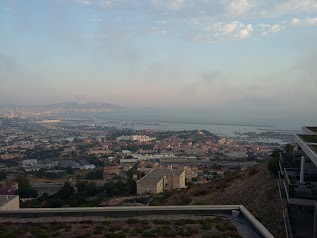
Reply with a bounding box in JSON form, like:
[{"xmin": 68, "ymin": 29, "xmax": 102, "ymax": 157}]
[{"xmin": 1, "ymin": 0, "xmax": 317, "ymax": 127}]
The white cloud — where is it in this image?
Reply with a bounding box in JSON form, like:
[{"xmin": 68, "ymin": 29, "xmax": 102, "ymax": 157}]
[
  {"xmin": 228, "ymin": 0, "xmax": 254, "ymax": 16},
  {"xmin": 291, "ymin": 17, "xmax": 317, "ymax": 26},
  {"xmin": 258, "ymin": 23, "xmax": 285, "ymax": 36},
  {"xmin": 152, "ymin": 0, "xmax": 185, "ymax": 10},
  {"xmin": 274, "ymin": 0, "xmax": 317, "ymax": 14},
  {"xmin": 234, "ymin": 24, "xmax": 253, "ymax": 39},
  {"xmin": 198, "ymin": 21, "xmax": 254, "ymax": 42},
  {"xmin": 78, "ymin": 0, "xmax": 92, "ymax": 5},
  {"xmin": 99, "ymin": 0, "xmax": 114, "ymax": 8},
  {"xmin": 73, "ymin": 0, "xmax": 317, "ymax": 43},
  {"xmin": 291, "ymin": 18, "xmax": 300, "ymax": 25}
]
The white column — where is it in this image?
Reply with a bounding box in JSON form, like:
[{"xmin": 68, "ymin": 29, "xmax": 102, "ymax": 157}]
[{"xmin": 300, "ymin": 156, "xmax": 305, "ymax": 184}]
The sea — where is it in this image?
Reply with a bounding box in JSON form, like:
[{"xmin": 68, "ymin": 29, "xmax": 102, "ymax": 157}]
[{"xmin": 62, "ymin": 108, "xmax": 314, "ymax": 141}]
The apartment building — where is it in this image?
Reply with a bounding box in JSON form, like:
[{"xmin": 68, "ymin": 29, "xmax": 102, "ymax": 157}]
[{"xmin": 278, "ymin": 126, "xmax": 317, "ymax": 238}]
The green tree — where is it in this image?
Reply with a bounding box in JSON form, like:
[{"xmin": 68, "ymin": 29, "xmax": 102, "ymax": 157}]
[
  {"xmin": 15, "ymin": 175, "xmax": 38, "ymax": 198},
  {"xmin": 268, "ymin": 149, "xmax": 281, "ymax": 177},
  {"xmin": 45, "ymin": 198, "xmax": 63, "ymax": 208},
  {"xmin": 271, "ymin": 148, "xmax": 281, "ymax": 158},
  {"xmin": 16, "ymin": 187, "xmax": 38, "ymax": 198},
  {"xmin": 285, "ymin": 144, "xmax": 294, "ymax": 153},
  {"xmin": 15, "ymin": 175, "xmax": 31, "ymax": 188},
  {"xmin": 66, "ymin": 167, "xmax": 74, "ymax": 175},
  {"xmin": 86, "ymin": 169, "xmax": 103, "ymax": 180},
  {"xmin": 0, "ymin": 171, "xmax": 6, "ymax": 180},
  {"xmin": 56, "ymin": 182, "xmax": 74, "ymax": 200},
  {"xmin": 76, "ymin": 181, "xmax": 99, "ymax": 196}
]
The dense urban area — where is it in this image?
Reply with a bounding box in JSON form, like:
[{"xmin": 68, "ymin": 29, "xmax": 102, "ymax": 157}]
[
  {"xmin": 3, "ymin": 105, "xmax": 317, "ymax": 238},
  {"xmin": 0, "ymin": 105, "xmax": 291, "ymax": 209}
]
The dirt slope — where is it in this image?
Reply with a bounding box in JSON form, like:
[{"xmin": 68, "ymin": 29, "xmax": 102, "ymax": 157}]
[{"xmin": 149, "ymin": 163, "xmax": 285, "ymax": 238}]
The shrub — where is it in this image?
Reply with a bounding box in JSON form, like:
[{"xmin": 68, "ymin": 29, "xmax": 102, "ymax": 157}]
[
  {"xmin": 214, "ymin": 217, "xmax": 223, "ymax": 223},
  {"xmin": 143, "ymin": 230, "xmax": 156, "ymax": 238},
  {"xmin": 126, "ymin": 218, "xmax": 140, "ymax": 224},
  {"xmin": 216, "ymin": 223, "xmax": 236, "ymax": 231},
  {"xmin": 176, "ymin": 226, "xmax": 199, "ymax": 236},
  {"xmin": 83, "ymin": 232, "xmax": 92, "ymax": 238},
  {"xmin": 109, "ymin": 226, "xmax": 121, "ymax": 232},
  {"xmin": 75, "ymin": 235, "xmax": 86, "ymax": 238},
  {"xmin": 93, "ymin": 230, "xmax": 103, "ymax": 235},
  {"xmin": 12, "ymin": 226, "xmax": 29, "ymax": 235},
  {"xmin": 104, "ymin": 232, "xmax": 126, "ymax": 238},
  {"xmin": 52, "ymin": 223, "xmax": 67, "ymax": 231},
  {"xmin": 200, "ymin": 220, "xmax": 213, "ymax": 230},
  {"xmin": 186, "ymin": 226, "xmax": 198, "ymax": 235},
  {"xmin": 143, "ymin": 224, "xmax": 152, "ymax": 230},
  {"xmin": 4, "ymin": 233, "xmax": 18, "ymax": 238},
  {"xmin": 35, "ymin": 233, "xmax": 49, "ymax": 238},
  {"xmin": 175, "ymin": 219, "xmax": 197, "ymax": 226},
  {"xmin": 103, "ymin": 220, "xmax": 112, "ymax": 225},
  {"xmin": 154, "ymin": 226, "xmax": 176, "ymax": 237},
  {"xmin": 64, "ymin": 225, "xmax": 72, "ymax": 232},
  {"xmin": 122, "ymin": 228, "xmax": 130, "ymax": 233},
  {"xmin": 52, "ymin": 232, "xmax": 61, "ymax": 237},
  {"xmin": 131, "ymin": 227, "xmax": 143, "ymax": 234},
  {"xmin": 94, "ymin": 225, "xmax": 104, "ymax": 235},
  {"xmin": 142, "ymin": 220, "xmax": 150, "ymax": 225},
  {"xmin": 268, "ymin": 157, "xmax": 279, "ymax": 177},
  {"xmin": 153, "ymin": 219, "xmax": 170, "ymax": 225},
  {"xmin": 31, "ymin": 228, "xmax": 49, "ymax": 238}
]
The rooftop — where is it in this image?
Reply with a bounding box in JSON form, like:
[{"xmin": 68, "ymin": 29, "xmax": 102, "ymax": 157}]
[{"xmin": 137, "ymin": 168, "xmax": 184, "ymax": 184}]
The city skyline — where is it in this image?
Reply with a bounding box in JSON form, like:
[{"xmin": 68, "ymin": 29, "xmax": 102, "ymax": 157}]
[{"xmin": 1, "ymin": 1, "xmax": 317, "ymax": 118}]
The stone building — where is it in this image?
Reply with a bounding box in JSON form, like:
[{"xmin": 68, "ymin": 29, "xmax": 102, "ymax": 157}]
[
  {"xmin": 137, "ymin": 167, "xmax": 185, "ymax": 194},
  {"xmin": 0, "ymin": 195, "xmax": 19, "ymax": 210}
]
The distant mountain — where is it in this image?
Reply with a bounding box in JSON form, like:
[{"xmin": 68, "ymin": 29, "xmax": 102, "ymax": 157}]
[
  {"xmin": 48, "ymin": 101, "xmax": 121, "ymax": 109},
  {"xmin": 45, "ymin": 102, "xmax": 122, "ymax": 112},
  {"xmin": 0, "ymin": 102, "xmax": 122, "ymax": 113}
]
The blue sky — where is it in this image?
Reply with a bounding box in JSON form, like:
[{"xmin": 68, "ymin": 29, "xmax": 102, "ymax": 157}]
[{"xmin": 0, "ymin": 0, "xmax": 317, "ymax": 118}]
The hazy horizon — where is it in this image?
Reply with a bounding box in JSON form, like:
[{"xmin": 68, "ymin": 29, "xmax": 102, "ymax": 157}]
[{"xmin": 1, "ymin": 0, "xmax": 317, "ymax": 120}]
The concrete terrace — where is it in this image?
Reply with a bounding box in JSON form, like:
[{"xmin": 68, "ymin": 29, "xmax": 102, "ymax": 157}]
[{"xmin": 0, "ymin": 205, "xmax": 274, "ymax": 238}]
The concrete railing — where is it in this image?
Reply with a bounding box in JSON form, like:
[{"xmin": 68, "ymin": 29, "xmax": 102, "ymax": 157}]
[{"xmin": 239, "ymin": 205, "xmax": 275, "ymax": 238}]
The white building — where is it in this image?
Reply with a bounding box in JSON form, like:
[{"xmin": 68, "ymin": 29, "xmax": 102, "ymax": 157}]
[{"xmin": 116, "ymin": 135, "xmax": 156, "ymax": 142}]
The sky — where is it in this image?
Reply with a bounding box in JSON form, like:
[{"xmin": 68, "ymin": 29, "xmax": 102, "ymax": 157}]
[{"xmin": 1, "ymin": 0, "xmax": 317, "ymax": 122}]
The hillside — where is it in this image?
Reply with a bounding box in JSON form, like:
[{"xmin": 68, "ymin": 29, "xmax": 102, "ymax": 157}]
[{"xmin": 149, "ymin": 162, "xmax": 285, "ymax": 238}]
